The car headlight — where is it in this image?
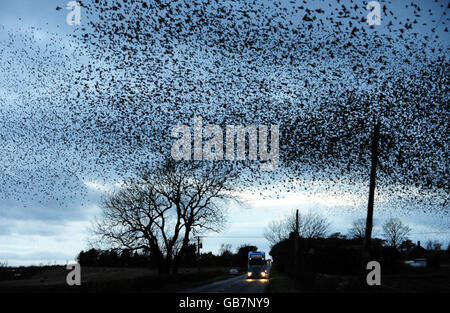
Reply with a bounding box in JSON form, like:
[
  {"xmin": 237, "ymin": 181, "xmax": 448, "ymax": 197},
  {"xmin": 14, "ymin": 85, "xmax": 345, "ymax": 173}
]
[
  {"xmin": 261, "ymin": 272, "xmax": 266, "ymax": 277},
  {"xmin": 247, "ymin": 272, "xmax": 252, "ymax": 276}
]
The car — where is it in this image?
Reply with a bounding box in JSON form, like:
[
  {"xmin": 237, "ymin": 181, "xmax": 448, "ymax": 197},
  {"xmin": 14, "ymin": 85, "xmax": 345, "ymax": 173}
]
[{"xmin": 228, "ymin": 268, "xmax": 239, "ymax": 275}]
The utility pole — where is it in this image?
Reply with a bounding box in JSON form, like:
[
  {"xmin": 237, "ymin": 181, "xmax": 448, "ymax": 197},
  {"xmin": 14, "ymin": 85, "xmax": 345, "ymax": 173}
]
[
  {"xmin": 294, "ymin": 209, "xmax": 299, "ymax": 286},
  {"xmin": 197, "ymin": 236, "xmax": 202, "ymax": 272},
  {"xmin": 364, "ymin": 120, "xmax": 381, "ymax": 254}
]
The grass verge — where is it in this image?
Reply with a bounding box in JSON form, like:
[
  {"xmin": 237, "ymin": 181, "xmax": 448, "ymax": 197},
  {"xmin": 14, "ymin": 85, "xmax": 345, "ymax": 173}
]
[{"xmin": 266, "ymin": 268, "xmax": 301, "ymax": 293}]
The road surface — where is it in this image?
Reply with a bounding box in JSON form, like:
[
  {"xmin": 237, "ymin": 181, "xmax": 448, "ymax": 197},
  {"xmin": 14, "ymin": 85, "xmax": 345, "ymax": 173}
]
[{"xmin": 181, "ymin": 274, "xmax": 269, "ymax": 293}]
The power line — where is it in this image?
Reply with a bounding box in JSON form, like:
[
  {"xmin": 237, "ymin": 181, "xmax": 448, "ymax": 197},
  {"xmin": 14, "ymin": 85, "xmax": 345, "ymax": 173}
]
[
  {"xmin": 198, "ymin": 232, "xmax": 450, "ymax": 238},
  {"xmin": 431, "ymin": 0, "xmax": 449, "ymax": 33},
  {"xmin": 200, "ymin": 236, "xmax": 266, "ymax": 239},
  {"xmin": 409, "ymin": 232, "xmax": 450, "ymax": 235},
  {"xmin": 194, "ymin": 228, "xmax": 450, "ymax": 240}
]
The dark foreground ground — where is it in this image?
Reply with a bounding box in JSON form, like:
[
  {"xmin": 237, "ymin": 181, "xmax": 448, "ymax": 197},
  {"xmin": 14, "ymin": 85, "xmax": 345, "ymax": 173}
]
[
  {"xmin": 0, "ymin": 264, "xmax": 449, "ymax": 293},
  {"xmin": 381, "ymin": 264, "xmax": 450, "ymax": 292},
  {"xmin": 266, "ymin": 264, "xmax": 450, "ymax": 293},
  {"xmin": 0, "ymin": 266, "xmax": 230, "ymax": 293}
]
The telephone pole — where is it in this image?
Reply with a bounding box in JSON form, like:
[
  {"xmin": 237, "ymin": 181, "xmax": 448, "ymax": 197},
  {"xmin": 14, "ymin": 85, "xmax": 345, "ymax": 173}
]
[
  {"xmin": 294, "ymin": 209, "xmax": 299, "ymax": 286},
  {"xmin": 196, "ymin": 236, "xmax": 202, "ymax": 272},
  {"xmin": 364, "ymin": 120, "xmax": 381, "ymax": 254}
]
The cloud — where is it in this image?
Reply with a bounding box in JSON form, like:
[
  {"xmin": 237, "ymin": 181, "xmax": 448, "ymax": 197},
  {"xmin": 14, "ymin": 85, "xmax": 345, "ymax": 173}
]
[{"xmin": 0, "ymin": 219, "xmax": 93, "ymax": 266}]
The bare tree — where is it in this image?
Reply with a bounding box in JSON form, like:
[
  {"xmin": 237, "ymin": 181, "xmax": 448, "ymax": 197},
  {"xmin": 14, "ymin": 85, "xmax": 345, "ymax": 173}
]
[
  {"xmin": 382, "ymin": 218, "xmax": 411, "ymax": 249},
  {"xmin": 264, "ymin": 211, "xmax": 330, "ymax": 245},
  {"xmin": 92, "ymin": 161, "xmax": 237, "ymax": 273},
  {"xmin": 348, "ymin": 218, "xmax": 369, "ymax": 239},
  {"xmin": 426, "ymin": 240, "xmax": 442, "ymax": 251},
  {"xmin": 219, "ymin": 243, "xmax": 233, "ymax": 256},
  {"xmin": 263, "ymin": 219, "xmax": 287, "ymax": 246}
]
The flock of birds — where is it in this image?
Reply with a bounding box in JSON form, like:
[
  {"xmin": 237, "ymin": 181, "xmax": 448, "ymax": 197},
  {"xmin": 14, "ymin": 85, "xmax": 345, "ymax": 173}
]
[{"xmin": 0, "ymin": 0, "xmax": 448, "ymax": 215}]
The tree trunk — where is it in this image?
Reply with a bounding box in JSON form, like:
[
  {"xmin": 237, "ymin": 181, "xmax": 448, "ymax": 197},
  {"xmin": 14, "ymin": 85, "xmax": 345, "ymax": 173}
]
[
  {"xmin": 157, "ymin": 254, "xmax": 173, "ymax": 274},
  {"xmin": 158, "ymin": 262, "xmax": 170, "ymax": 274},
  {"xmin": 172, "ymin": 227, "xmax": 192, "ymax": 273},
  {"xmin": 151, "ymin": 245, "xmax": 170, "ymax": 275}
]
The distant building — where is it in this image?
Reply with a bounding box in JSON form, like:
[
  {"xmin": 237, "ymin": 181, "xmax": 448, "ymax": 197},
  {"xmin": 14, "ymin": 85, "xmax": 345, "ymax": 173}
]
[{"xmin": 404, "ymin": 241, "xmax": 428, "ymax": 268}]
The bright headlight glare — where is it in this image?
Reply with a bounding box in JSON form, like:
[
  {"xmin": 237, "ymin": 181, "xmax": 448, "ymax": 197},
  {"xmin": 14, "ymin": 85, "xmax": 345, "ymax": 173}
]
[{"xmin": 247, "ymin": 272, "xmax": 252, "ymax": 276}]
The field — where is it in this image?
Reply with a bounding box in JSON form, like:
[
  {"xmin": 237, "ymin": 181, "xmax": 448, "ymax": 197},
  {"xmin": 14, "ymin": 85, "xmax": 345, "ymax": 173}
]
[{"xmin": 0, "ymin": 266, "xmax": 230, "ymax": 293}]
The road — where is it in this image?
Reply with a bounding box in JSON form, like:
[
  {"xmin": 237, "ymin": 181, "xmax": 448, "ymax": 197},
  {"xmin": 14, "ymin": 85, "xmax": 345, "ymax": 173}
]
[{"xmin": 181, "ymin": 274, "xmax": 269, "ymax": 293}]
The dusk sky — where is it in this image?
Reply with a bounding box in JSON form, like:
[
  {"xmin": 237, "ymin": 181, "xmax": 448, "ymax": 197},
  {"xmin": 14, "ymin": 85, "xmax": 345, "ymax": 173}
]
[{"xmin": 0, "ymin": 0, "xmax": 449, "ymax": 266}]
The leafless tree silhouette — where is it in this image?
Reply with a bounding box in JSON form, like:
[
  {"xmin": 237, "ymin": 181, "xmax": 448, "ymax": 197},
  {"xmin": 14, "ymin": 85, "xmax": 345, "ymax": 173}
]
[
  {"xmin": 382, "ymin": 218, "xmax": 411, "ymax": 249},
  {"xmin": 426, "ymin": 240, "xmax": 442, "ymax": 251},
  {"xmin": 348, "ymin": 218, "xmax": 371, "ymax": 239},
  {"xmin": 264, "ymin": 211, "xmax": 330, "ymax": 245},
  {"xmin": 92, "ymin": 160, "xmax": 238, "ymax": 273}
]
